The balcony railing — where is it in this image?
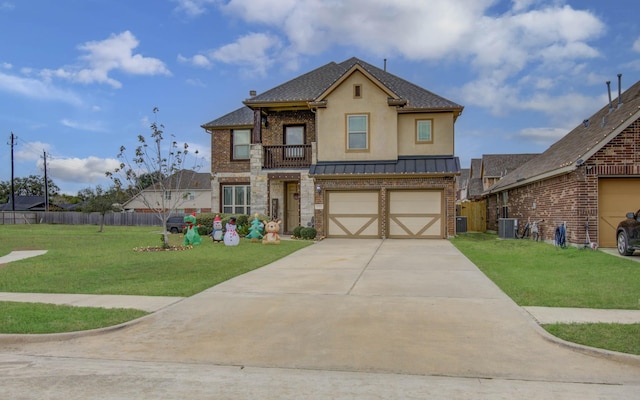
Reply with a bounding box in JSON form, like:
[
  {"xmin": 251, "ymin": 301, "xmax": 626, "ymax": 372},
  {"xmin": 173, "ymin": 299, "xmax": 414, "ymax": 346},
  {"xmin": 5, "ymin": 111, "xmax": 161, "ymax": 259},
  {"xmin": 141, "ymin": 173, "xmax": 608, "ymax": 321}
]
[{"xmin": 263, "ymin": 144, "xmax": 312, "ymax": 169}]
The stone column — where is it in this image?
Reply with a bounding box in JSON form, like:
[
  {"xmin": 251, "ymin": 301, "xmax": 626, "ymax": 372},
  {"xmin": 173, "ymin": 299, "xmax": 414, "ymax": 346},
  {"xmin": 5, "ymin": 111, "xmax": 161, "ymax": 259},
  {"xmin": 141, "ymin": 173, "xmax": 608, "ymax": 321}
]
[{"xmin": 250, "ymin": 144, "xmax": 268, "ymax": 215}]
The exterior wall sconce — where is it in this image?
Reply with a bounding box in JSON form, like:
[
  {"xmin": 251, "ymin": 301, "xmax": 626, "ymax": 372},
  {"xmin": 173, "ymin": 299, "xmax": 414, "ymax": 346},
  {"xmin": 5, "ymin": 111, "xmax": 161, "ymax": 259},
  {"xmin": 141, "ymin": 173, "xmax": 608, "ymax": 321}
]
[
  {"xmin": 316, "ymin": 184, "xmax": 322, "ymax": 195},
  {"xmin": 261, "ymin": 115, "xmax": 269, "ymax": 128}
]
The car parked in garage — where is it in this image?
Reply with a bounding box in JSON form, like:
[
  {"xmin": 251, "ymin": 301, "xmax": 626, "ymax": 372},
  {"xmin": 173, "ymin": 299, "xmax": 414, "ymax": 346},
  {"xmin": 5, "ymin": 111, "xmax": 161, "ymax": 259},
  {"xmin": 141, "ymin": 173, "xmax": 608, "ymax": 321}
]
[{"xmin": 616, "ymin": 210, "xmax": 640, "ymax": 255}]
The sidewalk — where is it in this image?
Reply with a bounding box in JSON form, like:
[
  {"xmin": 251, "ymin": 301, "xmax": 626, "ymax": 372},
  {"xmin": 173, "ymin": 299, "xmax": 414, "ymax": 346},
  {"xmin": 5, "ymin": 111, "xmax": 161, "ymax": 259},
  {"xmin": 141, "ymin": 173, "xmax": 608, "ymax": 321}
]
[{"xmin": 0, "ymin": 292, "xmax": 184, "ymax": 312}]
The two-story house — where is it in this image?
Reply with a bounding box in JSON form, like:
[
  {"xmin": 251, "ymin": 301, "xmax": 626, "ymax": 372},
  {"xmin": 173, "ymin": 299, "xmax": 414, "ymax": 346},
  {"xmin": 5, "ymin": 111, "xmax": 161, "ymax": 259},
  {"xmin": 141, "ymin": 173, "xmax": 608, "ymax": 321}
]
[{"xmin": 202, "ymin": 57, "xmax": 463, "ymax": 238}]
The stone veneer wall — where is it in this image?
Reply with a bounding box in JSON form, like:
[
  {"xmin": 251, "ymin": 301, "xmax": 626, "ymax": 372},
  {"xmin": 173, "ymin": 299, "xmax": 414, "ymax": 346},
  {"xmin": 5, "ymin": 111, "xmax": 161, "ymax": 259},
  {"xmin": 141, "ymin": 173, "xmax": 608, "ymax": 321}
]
[{"xmin": 313, "ymin": 176, "xmax": 457, "ymax": 238}]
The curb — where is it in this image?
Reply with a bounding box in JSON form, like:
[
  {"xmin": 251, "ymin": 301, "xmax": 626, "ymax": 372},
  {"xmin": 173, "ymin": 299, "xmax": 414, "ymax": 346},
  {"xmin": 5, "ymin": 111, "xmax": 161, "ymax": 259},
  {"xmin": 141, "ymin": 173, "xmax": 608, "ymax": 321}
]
[
  {"xmin": 520, "ymin": 307, "xmax": 640, "ymax": 368},
  {"xmin": 0, "ymin": 307, "xmax": 159, "ymax": 346}
]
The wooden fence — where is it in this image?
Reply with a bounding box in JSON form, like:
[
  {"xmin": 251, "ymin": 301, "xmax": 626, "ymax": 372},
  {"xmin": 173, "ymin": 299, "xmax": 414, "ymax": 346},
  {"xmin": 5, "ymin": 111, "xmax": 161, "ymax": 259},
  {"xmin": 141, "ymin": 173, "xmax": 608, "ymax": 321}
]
[
  {"xmin": 457, "ymin": 200, "xmax": 487, "ymax": 232},
  {"xmin": 0, "ymin": 211, "xmax": 161, "ymax": 226}
]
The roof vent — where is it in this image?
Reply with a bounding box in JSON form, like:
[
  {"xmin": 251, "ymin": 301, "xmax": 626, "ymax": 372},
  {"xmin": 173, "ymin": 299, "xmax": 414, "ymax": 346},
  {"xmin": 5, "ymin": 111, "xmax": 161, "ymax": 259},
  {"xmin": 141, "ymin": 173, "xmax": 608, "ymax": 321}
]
[
  {"xmin": 617, "ymin": 73, "xmax": 623, "ymax": 108},
  {"xmin": 583, "ymin": 119, "xmax": 589, "ymax": 127},
  {"xmin": 249, "ymin": 90, "xmax": 257, "ymax": 97},
  {"xmin": 606, "ymin": 81, "xmax": 613, "ymax": 112}
]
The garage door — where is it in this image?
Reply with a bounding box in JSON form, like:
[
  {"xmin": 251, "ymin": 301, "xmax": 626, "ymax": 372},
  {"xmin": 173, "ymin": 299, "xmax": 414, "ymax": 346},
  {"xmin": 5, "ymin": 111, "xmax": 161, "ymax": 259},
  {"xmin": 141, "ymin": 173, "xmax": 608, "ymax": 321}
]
[
  {"xmin": 327, "ymin": 191, "xmax": 380, "ymax": 238},
  {"xmin": 388, "ymin": 190, "xmax": 444, "ymax": 238},
  {"xmin": 598, "ymin": 178, "xmax": 640, "ymax": 247}
]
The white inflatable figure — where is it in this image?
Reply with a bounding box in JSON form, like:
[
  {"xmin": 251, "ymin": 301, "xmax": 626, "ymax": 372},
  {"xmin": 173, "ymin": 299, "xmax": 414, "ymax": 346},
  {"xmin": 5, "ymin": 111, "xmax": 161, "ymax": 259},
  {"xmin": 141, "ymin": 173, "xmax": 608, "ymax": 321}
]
[
  {"xmin": 223, "ymin": 216, "xmax": 240, "ymax": 246},
  {"xmin": 212, "ymin": 214, "xmax": 223, "ymax": 243}
]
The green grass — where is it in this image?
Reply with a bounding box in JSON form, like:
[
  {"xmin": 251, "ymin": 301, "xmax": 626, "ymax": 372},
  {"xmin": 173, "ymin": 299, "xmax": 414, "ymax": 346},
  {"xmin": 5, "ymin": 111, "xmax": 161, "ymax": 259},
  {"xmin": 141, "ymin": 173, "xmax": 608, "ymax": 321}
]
[
  {"xmin": 0, "ymin": 225, "xmax": 311, "ymax": 296},
  {"xmin": 450, "ymin": 232, "xmax": 640, "ymax": 309},
  {"xmin": 451, "ymin": 232, "xmax": 640, "ymax": 355},
  {"xmin": 0, "ymin": 224, "xmax": 311, "ymax": 333},
  {"xmin": 0, "ymin": 302, "xmax": 148, "ymax": 334},
  {"xmin": 544, "ymin": 323, "xmax": 640, "ymax": 355}
]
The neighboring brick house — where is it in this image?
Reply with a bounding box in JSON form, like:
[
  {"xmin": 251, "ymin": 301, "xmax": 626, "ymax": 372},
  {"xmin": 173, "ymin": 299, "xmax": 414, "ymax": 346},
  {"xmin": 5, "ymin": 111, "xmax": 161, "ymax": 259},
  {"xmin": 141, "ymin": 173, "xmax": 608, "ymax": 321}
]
[
  {"xmin": 480, "ymin": 154, "xmax": 540, "ymax": 191},
  {"xmin": 202, "ymin": 57, "xmax": 464, "ymax": 238},
  {"xmin": 458, "ymin": 154, "xmax": 539, "ymax": 232},
  {"xmin": 487, "ymin": 77, "xmax": 640, "ymax": 247},
  {"xmin": 123, "ymin": 170, "xmax": 212, "ymax": 214}
]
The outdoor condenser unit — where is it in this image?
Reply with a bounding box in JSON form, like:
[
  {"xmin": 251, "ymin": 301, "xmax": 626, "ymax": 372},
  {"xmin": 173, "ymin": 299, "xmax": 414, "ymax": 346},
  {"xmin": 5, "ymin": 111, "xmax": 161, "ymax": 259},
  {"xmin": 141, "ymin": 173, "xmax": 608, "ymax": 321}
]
[{"xmin": 498, "ymin": 218, "xmax": 518, "ymax": 239}]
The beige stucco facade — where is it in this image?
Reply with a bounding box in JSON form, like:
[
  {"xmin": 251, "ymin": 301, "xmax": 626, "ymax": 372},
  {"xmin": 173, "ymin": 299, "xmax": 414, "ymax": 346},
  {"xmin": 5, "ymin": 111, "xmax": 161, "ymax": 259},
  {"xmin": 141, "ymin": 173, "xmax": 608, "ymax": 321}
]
[
  {"xmin": 316, "ymin": 70, "xmax": 398, "ymax": 162},
  {"xmin": 397, "ymin": 113, "xmax": 454, "ymax": 156}
]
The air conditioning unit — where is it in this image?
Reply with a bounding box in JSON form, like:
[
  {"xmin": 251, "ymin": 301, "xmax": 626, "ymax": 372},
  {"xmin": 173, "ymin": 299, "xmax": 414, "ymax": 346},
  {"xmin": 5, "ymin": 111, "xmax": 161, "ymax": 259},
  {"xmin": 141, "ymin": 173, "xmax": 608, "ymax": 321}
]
[
  {"xmin": 498, "ymin": 218, "xmax": 518, "ymax": 239},
  {"xmin": 456, "ymin": 216, "xmax": 467, "ymax": 233}
]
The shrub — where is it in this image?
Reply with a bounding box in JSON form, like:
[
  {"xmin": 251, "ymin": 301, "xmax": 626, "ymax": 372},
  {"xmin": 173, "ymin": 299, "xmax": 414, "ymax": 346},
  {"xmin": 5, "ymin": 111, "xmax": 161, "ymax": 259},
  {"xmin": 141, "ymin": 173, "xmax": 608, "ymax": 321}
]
[
  {"xmin": 292, "ymin": 226, "xmax": 303, "ymax": 238},
  {"xmin": 300, "ymin": 227, "xmax": 317, "ymax": 240}
]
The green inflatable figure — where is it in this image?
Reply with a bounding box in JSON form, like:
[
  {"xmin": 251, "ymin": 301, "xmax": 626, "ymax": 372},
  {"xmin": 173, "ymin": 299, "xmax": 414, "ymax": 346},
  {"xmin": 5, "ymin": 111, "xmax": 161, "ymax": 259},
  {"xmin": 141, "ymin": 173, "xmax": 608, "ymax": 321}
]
[{"xmin": 183, "ymin": 214, "xmax": 202, "ymax": 245}]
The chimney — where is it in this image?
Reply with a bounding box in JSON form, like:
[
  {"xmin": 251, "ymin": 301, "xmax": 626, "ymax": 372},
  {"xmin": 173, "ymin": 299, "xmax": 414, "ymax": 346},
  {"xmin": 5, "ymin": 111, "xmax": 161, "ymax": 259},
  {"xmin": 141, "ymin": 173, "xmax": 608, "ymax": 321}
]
[
  {"xmin": 249, "ymin": 90, "xmax": 257, "ymax": 97},
  {"xmin": 617, "ymin": 73, "xmax": 623, "ymax": 108},
  {"xmin": 606, "ymin": 81, "xmax": 613, "ymax": 112}
]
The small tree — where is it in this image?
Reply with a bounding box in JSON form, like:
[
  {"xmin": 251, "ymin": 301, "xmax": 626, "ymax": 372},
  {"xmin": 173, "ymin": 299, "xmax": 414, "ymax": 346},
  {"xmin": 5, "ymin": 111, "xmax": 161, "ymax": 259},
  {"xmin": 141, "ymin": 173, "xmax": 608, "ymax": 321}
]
[
  {"xmin": 106, "ymin": 107, "xmax": 203, "ymax": 248},
  {"xmin": 79, "ymin": 185, "xmax": 129, "ymax": 232}
]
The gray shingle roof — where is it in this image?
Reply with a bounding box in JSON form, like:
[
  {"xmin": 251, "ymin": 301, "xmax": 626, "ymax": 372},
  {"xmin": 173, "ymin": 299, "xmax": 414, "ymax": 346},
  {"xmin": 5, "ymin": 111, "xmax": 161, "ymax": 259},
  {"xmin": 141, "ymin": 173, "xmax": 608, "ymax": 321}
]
[
  {"xmin": 490, "ymin": 78, "xmax": 640, "ymax": 192},
  {"xmin": 154, "ymin": 170, "xmax": 211, "ymax": 190},
  {"xmin": 202, "ymin": 57, "xmax": 463, "ymax": 129},
  {"xmin": 309, "ymin": 156, "xmax": 460, "ymax": 176},
  {"xmin": 201, "ymin": 106, "xmax": 253, "ymax": 129},
  {"xmin": 482, "ymin": 154, "xmax": 540, "ymax": 178}
]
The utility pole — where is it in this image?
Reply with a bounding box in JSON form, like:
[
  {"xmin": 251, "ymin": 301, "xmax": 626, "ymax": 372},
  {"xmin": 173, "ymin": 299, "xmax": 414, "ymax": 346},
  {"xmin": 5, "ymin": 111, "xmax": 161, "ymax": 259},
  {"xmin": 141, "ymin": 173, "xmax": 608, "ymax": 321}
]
[
  {"xmin": 10, "ymin": 133, "xmax": 16, "ymax": 223},
  {"xmin": 43, "ymin": 150, "xmax": 49, "ymax": 212}
]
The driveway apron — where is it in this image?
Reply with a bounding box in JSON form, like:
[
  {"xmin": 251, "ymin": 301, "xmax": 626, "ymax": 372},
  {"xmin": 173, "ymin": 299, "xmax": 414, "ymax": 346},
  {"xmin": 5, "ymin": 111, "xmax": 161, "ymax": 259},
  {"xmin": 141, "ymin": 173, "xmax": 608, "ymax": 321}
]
[{"xmin": 3, "ymin": 239, "xmax": 640, "ymax": 384}]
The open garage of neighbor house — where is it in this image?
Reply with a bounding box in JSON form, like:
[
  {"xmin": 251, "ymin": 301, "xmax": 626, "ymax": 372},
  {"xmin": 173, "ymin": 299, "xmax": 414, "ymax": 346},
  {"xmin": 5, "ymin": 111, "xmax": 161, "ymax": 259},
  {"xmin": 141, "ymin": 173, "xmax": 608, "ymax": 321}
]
[{"xmin": 598, "ymin": 177, "xmax": 640, "ymax": 248}]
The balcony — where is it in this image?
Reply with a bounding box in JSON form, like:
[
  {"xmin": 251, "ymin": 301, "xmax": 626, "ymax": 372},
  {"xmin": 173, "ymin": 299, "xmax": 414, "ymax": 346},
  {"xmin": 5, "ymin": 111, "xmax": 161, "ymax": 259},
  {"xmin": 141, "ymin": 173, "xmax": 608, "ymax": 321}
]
[{"xmin": 263, "ymin": 144, "xmax": 312, "ymax": 169}]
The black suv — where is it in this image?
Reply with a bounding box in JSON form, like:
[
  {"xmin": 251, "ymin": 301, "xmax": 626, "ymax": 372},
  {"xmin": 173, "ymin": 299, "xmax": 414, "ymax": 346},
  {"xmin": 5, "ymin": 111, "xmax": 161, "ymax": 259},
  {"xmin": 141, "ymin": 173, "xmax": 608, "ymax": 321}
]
[
  {"xmin": 616, "ymin": 210, "xmax": 640, "ymax": 256},
  {"xmin": 166, "ymin": 216, "xmax": 185, "ymax": 234}
]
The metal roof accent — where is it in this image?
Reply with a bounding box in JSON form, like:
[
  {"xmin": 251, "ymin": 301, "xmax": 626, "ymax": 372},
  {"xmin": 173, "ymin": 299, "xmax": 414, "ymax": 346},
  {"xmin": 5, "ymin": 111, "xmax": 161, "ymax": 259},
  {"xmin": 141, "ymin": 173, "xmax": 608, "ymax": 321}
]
[{"xmin": 309, "ymin": 156, "xmax": 460, "ymax": 176}]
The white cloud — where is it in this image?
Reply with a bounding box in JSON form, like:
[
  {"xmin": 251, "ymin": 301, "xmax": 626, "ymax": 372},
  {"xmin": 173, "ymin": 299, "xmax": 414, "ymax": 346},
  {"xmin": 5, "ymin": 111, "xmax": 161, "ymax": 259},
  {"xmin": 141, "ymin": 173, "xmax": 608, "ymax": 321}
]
[
  {"xmin": 60, "ymin": 119, "xmax": 108, "ymax": 132},
  {"xmin": 41, "ymin": 31, "xmax": 171, "ymax": 88},
  {"xmin": 633, "ymin": 37, "xmax": 640, "ymax": 53},
  {"xmin": 42, "ymin": 156, "xmax": 122, "ymax": 184},
  {"xmin": 178, "ymin": 53, "xmax": 211, "ymax": 68},
  {"xmin": 15, "ymin": 141, "xmax": 51, "ymax": 162},
  {"xmin": 208, "ymin": 32, "xmax": 282, "ymax": 76},
  {"xmin": 2, "ymin": 62, "xmax": 11, "ymax": 69},
  {"xmin": 172, "ymin": 0, "xmax": 217, "ymax": 17},
  {"xmin": 0, "ymin": 71, "xmax": 81, "ymax": 104}
]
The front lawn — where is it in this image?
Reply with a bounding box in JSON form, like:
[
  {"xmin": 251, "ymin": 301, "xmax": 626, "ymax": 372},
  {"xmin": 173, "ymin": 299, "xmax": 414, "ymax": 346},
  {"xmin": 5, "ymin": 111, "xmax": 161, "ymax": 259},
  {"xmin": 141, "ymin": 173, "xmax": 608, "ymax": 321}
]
[
  {"xmin": 451, "ymin": 232, "xmax": 640, "ymax": 355},
  {"xmin": 0, "ymin": 224, "xmax": 311, "ymax": 333}
]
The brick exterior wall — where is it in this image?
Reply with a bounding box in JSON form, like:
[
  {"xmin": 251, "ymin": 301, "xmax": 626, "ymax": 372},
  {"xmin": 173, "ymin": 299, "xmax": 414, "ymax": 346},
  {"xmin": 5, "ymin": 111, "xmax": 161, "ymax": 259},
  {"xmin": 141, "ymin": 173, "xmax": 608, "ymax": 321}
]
[
  {"xmin": 211, "ymin": 128, "xmax": 250, "ymax": 173},
  {"xmin": 313, "ymin": 176, "xmax": 457, "ymax": 238},
  {"xmin": 262, "ymin": 110, "xmax": 317, "ymax": 145},
  {"xmin": 487, "ymin": 119, "xmax": 640, "ymax": 245}
]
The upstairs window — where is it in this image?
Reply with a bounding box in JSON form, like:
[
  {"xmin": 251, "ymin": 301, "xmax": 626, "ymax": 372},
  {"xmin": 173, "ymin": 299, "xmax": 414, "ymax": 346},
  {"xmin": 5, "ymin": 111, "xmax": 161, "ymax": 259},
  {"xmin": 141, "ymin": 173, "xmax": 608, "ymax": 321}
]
[
  {"xmin": 232, "ymin": 129, "xmax": 250, "ymax": 160},
  {"xmin": 347, "ymin": 114, "xmax": 368, "ymax": 150},
  {"xmin": 285, "ymin": 125, "xmax": 305, "ymax": 158},
  {"xmin": 416, "ymin": 119, "xmax": 433, "ymax": 143}
]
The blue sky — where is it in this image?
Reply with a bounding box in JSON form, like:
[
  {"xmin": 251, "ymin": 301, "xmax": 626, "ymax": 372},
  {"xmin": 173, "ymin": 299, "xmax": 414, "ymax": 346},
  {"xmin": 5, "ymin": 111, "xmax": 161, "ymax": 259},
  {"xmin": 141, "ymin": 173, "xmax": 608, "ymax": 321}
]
[{"xmin": 1, "ymin": 0, "xmax": 639, "ymax": 195}]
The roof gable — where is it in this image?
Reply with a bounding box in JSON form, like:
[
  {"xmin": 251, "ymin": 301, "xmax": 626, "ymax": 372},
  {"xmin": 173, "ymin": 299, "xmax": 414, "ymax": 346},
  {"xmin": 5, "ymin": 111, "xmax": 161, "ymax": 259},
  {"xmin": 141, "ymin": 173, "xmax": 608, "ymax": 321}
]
[
  {"xmin": 491, "ymin": 78, "xmax": 640, "ymax": 192},
  {"xmin": 202, "ymin": 57, "xmax": 464, "ymax": 129}
]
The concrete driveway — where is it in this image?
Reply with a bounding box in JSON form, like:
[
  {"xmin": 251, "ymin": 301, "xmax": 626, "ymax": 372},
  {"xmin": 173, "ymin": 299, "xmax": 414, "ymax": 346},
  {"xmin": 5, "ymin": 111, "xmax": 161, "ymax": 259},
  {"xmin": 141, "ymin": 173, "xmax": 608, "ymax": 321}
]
[{"xmin": 1, "ymin": 239, "xmax": 639, "ymax": 399}]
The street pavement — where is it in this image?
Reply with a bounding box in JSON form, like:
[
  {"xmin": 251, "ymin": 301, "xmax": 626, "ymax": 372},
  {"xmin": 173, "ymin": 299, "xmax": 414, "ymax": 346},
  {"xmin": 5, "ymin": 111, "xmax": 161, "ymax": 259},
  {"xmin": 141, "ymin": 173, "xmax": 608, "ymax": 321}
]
[{"xmin": 1, "ymin": 239, "xmax": 639, "ymax": 399}]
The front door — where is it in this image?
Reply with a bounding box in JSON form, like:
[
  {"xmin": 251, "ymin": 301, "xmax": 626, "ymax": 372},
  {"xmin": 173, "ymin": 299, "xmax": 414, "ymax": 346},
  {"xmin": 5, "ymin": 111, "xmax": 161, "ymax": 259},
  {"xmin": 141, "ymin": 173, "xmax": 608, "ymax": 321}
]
[{"xmin": 286, "ymin": 182, "xmax": 300, "ymax": 233}]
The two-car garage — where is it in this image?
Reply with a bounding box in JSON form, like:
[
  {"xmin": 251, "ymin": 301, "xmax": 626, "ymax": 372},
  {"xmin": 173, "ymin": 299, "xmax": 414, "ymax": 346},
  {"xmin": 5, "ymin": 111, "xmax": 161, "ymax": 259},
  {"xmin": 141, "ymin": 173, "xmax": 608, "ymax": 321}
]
[{"xmin": 325, "ymin": 189, "xmax": 444, "ymax": 238}]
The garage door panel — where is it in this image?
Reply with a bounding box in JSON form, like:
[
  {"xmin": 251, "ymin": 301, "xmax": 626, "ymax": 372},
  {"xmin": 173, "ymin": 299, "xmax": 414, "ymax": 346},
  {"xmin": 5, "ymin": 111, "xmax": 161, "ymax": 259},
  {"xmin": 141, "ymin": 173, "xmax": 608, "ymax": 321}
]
[
  {"xmin": 327, "ymin": 191, "xmax": 380, "ymax": 238},
  {"xmin": 388, "ymin": 191, "xmax": 444, "ymax": 239},
  {"xmin": 598, "ymin": 178, "xmax": 640, "ymax": 247},
  {"xmin": 389, "ymin": 215, "xmax": 441, "ymax": 236}
]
